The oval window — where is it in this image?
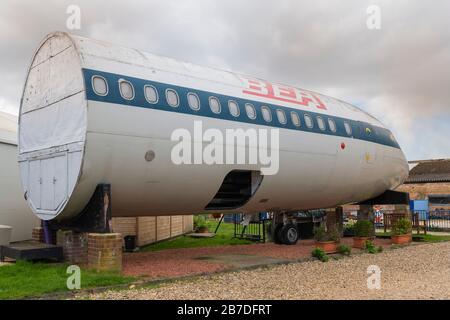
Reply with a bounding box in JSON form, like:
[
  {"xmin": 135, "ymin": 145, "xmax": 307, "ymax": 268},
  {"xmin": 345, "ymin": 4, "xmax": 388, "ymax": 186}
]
[
  {"xmin": 276, "ymin": 109, "xmax": 287, "ymax": 124},
  {"xmin": 209, "ymin": 97, "xmax": 221, "ymax": 114},
  {"xmin": 119, "ymin": 80, "xmax": 134, "ymax": 100},
  {"xmin": 187, "ymin": 92, "xmax": 200, "ymax": 110},
  {"xmin": 166, "ymin": 89, "xmax": 179, "ymax": 107},
  {"xmin": 261, "ymin": 106, "xmax": 272, "ymax": 122},
  {"xmin": 228, "ymin": 100, "xmax": 240, "ymax": 117},
  {"xmin": 328, "ymin": 118, "xmax": 337, "ymax": 132},
  {"xmin": 245, "ymin": 103, "xmax": 256, "ymax": 119},
  {"xmin": 304, "ymin": 114, "xmax": 313, "ymax": 128},
  {"xmin": 344, "ymin": 122, "xmax": 352, "ymax": 136},
  {"xmin": 92, "ymin": 76, "xmax": 108, "ymax": 96},
  {"xmin": 317, "ymin": 116, "xmax": 326, "ymax": 131},
  {"xmin": 144, "ymin": 85, "xmax": 158, "ymax": 104},
  {"xmin": 291, "ymin": 112, "xmax": 300, "ymax": 127}
]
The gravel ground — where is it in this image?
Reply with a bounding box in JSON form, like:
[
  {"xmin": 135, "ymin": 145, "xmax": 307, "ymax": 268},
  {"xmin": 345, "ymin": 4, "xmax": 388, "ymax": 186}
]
[{"xmin": 83, "ymin": 242, "xmax": 450, "ymax": 300}]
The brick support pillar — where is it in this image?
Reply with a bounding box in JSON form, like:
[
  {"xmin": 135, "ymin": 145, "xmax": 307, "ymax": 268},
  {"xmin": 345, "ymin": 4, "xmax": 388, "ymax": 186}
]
[
  {"xmin": 88, "ymin": 233, "xmax": 122, "ymax": 272},
  {"xmin": 32, "ymin": 227, "xmax": 45, "ymax": 243},
  {"xmin": 56, "ymin": 230, "xmax": 88, "ymax": 265}
]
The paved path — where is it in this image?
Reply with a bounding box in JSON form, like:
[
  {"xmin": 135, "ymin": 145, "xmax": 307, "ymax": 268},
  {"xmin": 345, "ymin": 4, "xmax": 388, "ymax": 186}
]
[{"xmin": 122, "ymin": 238, "xmax": 390, "ymax": 279}]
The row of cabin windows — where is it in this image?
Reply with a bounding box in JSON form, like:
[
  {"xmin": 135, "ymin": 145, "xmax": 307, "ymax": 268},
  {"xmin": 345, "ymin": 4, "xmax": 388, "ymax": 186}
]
[{"xmin": 92, "ymin": 75, "xmax": 353, "ymax": 136}]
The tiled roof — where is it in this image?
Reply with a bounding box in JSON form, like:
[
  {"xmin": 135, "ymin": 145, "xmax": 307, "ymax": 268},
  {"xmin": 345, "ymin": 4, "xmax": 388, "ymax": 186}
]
[{"xmin": 405, "ymin": 159, "xmax": 450, "ymax": 183}]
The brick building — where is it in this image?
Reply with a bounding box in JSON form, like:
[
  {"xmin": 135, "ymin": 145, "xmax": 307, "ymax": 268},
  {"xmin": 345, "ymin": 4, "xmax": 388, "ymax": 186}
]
[{"xmin": 396, "ymin": 159, "xmax": 450, "ymax": 210}]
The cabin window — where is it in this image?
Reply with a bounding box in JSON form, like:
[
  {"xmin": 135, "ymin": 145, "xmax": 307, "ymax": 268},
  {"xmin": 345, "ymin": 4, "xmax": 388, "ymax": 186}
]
[
  {"xmin": 328, "ymin": 118, "xmax": 337, "ymax": 132},
  {"xmin": 228, "ymin": 100, "xmax": 240, "ymax": 117},
  {"xmin": 166, "ymin": 89, "xmax": 179, "ymax": 107},
  {"xmin": 344, "ymin": 121, "xmax": 352, "ymax": 136},
  {"xmin": 304, "ymin": 114, "xmax": 313, "ymax": 128},
  {"xmin": 261, "ymin": 106, "xmax": 272, "ymax": 122},
  {"xmin": 119, "ymin": 80, "xmax": 134, "ymax": 100},
  {"xmin": 245, "ymin": 103, "xmax": 256, "ymax": 119},
  {"xmin": 276, "ymin": 109, "xmax": 287, "ymax": 124},
  {"xmin": 92, "ymin": 76, "xmax": 108, "ymax": 96},
  {"xmin": 291, "ymin": 112, "xmax": 300, "ymax": 127},
  {"xmin": 187, "ymin": 92, "xmax": 200, "ymax": 110},
  {"xmin": 317, "ymin": 116, "xmax": 326, "ymax": 131},
  {"xmin": 209, "ymin": 97, "xmax": 221, "ymax": 114},
  {"xmin": 144, "ymin": 85, "xmax": 158, "ymax": 104}
]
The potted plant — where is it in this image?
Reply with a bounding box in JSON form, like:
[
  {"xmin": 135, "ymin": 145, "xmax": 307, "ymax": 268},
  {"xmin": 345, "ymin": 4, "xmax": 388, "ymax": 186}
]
[
  {"xmin": 353, "ymin": 220, "xmax": 374, "ymax": 248},
  {"xmin": 313, "ymin": 225, "xmax": 340, "ymax": 253},
  {"xmin": 194, "ymin": 215, "xmax": 209, "ymax": 233},
  {"xmin": 391, "ymin": 218, "xmax": 412, "ymax": 244},
  {"xmin": 343, "ymin": 220, "xmax": 356, "ymax": 237}
]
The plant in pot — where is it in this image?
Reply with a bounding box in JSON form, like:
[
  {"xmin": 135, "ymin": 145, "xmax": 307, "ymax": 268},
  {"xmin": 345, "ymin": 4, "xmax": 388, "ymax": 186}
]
[
  {"xmin": 313, "ymin": 225, "xmax": 340, "ymax": 253},
  {"xmin": 343, "ymin": 220, "xmax": 356, "ymax": 237},
  {"xmin": 194, "ymin": 215, "xmax": 209, "ymax": 233},
  {"xmin": 391, "ymin": 218, "xmax": 412, "ymax": 244},
  {"xmin": 353, "ymin": 220, "xmax": 374, "ymax": 248}
]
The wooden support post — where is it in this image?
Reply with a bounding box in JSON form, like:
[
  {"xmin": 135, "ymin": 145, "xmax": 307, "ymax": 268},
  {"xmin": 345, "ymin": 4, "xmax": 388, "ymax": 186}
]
[
  {"xmin": 336, "ymin": 206, "xmax": 344, "ymax": 236},
  {"xmin": 326, "ymin": 208, "xmax": 337, "ymax": 231},
  {"xmin": 358, "ymin": 205, "xmax": 375, "ymax": 236}
]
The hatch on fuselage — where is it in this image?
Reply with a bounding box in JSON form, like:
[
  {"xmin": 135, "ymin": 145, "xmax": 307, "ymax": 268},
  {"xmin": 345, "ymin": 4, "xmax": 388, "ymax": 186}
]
[{"xmin": 205, "ymin": 170, "xmax": 263, "ymax": 210}]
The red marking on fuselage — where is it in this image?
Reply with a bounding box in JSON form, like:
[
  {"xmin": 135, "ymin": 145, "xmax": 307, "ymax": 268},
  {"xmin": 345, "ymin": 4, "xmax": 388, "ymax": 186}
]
[{"xmin": 242, "ymin": 78, "xmax": 327, "ymax": 110}]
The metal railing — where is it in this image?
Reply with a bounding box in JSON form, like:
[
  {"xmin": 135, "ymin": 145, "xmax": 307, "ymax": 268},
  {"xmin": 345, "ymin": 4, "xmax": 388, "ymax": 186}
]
[
  {"xmin": 422, "ymin": 210, "xmax": 450, "ymax": 232},
  {"xmin": 233, "ymin": 213, "xmax": 268, "ymax": 242},
  {"xmin": 379, "ymin": 210, "xmax": 450, "ymax": 233}
]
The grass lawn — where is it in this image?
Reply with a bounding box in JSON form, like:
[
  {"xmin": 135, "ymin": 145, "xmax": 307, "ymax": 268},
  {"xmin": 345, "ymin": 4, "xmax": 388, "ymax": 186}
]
[
  {"xmin": 376, "ymin": 232, "xmax": 450, "ymax": 243},
  {"xmin": 140, "ymin": 220, "xmax": 253, "ymax": 252},
  {"xmin": 0, "ymin": 260, "xmax": 135, "ymax": 300}
]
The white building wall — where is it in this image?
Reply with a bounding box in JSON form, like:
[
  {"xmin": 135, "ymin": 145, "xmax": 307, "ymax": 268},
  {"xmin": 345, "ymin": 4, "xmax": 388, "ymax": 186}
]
[{"xmin": 0, "ymin": 111, "xmax": 39, "ymax": 242}]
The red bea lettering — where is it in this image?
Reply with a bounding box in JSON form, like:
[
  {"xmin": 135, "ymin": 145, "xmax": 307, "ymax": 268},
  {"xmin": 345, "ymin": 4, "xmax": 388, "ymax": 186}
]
[{"xmin": 242, "ymin": 77, "xmax": 327, "ymax": 110}]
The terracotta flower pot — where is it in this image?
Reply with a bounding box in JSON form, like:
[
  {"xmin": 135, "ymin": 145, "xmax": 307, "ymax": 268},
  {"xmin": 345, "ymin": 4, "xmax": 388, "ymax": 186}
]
[
  {"xmin": 315, "ymin": 241, "xmax": 338, "ymax": 253},
  {"xmin": 353, "ymin": 237, "xmax": 370, "ymax": 249},
  {"xmin": 391, "ymin": 234, "xmax": 412, "ymax": 245}
]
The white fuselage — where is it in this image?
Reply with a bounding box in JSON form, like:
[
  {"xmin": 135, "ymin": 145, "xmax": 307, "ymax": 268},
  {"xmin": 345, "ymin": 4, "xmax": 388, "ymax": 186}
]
[{"xmin": 18, "ymin": 32, "xmax": 409, "ymax": 221}]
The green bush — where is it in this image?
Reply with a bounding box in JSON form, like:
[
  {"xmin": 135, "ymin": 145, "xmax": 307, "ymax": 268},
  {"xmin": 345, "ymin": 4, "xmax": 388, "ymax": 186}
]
[
  {"xmin": 343, "ymin": 222, "xmax": 355, "ymax": 236},
  {"xmin": 313, "ymin": 225, "xmax": 327, "ymax": 241},
  {"xmin": 311, "ymin": 247, "xmax": 329, "ymax": 262},
  {"xmin": 194, "ymin": 215, "xmax": 208, "ymax": 231},
  {"xmin": 313, "ymin": 225, "xmax": 340, "ymax": 242},
  {"xmin": 364, "ymin": 240, "xmax": 383, "ymax": 254},
  {"xmin": 391, "ymin": 218, "xmax": 412, "ymax": 235},
  {"xmin": 354, "ymin": 220, "xmax": 373, "ymax": 237},
  {"xmin": 337, "ymin": 244, "xmax": 351, "ymax": 256}
]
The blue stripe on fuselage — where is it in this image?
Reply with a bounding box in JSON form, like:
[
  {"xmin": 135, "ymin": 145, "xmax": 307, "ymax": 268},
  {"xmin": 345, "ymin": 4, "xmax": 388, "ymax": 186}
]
[{"xmin": 82, "ymin": 68, "xmax": 400, "ymax": 149}]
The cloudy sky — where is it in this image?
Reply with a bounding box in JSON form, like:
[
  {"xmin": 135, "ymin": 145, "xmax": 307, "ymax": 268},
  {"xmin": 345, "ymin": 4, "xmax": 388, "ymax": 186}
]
[{"xmin": 0, "ymin": 0, "xmax": 449, "ymax": 161}]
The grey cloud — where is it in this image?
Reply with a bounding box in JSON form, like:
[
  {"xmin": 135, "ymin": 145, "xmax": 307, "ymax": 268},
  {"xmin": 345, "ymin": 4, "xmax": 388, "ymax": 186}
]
[{"xmin": 0, "ymin": 0, "xmax": 449, "ymax": 160}]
